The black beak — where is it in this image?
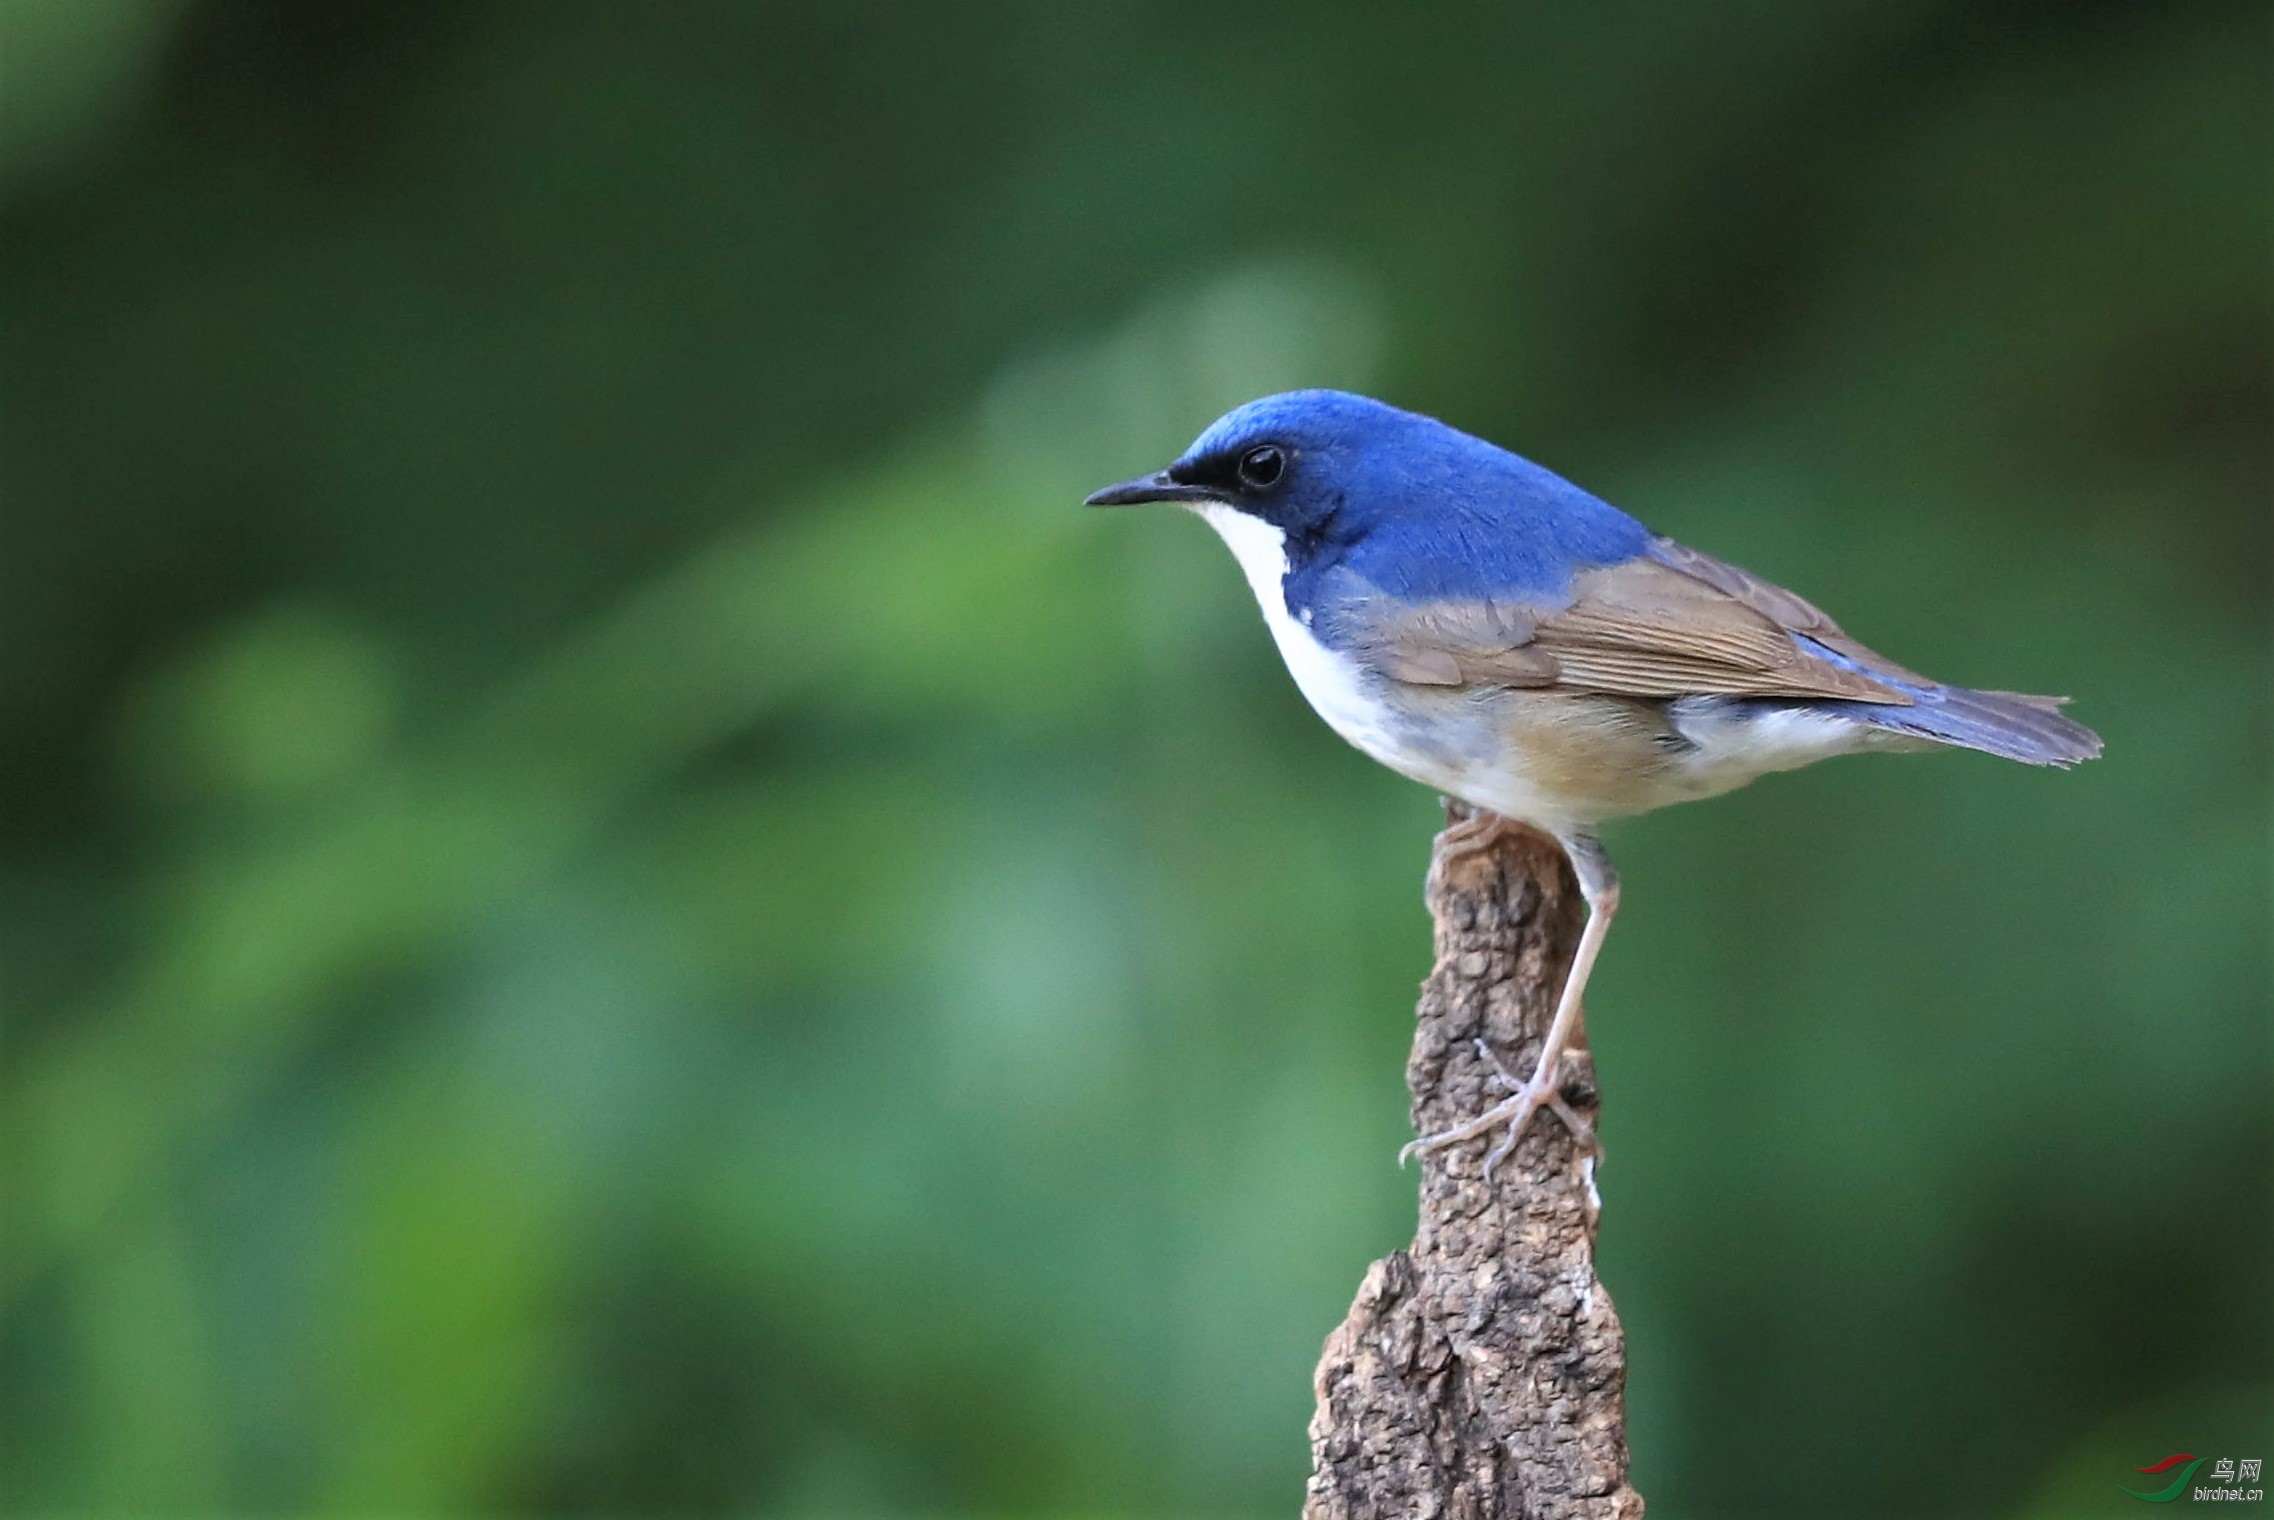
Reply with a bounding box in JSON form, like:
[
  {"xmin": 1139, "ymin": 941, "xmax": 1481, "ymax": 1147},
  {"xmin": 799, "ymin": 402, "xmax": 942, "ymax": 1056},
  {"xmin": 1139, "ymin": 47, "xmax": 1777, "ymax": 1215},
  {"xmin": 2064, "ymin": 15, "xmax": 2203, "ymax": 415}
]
[{"xmin": 1083, "ymin": 469, "xmax": 1214, "ymax": 507}]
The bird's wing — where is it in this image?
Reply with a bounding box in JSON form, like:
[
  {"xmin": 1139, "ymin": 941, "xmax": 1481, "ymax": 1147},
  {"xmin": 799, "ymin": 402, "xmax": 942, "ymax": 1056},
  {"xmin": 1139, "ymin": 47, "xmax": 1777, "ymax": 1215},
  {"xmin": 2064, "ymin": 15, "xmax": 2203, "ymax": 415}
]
[{"xmin": 1363, "ymin": 537, "xmax": 1930, "ymax": 703}]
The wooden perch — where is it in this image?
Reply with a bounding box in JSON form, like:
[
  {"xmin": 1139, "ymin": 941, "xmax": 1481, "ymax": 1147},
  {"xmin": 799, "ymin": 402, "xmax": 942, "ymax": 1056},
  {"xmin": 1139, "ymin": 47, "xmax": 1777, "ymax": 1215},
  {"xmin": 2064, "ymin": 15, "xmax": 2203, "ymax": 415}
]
[{"xmin": 1305, "ymin": 802, "xmax": 1643, "ymax": 1519}]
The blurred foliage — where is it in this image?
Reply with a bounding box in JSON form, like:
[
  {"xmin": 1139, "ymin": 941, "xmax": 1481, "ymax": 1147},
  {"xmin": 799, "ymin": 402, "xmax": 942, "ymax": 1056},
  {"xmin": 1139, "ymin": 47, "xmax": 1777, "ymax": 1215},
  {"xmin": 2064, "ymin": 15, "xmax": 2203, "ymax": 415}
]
[{"xmin": 0, "ymin": 1, "xmax": 2267, "ymax": 1515}]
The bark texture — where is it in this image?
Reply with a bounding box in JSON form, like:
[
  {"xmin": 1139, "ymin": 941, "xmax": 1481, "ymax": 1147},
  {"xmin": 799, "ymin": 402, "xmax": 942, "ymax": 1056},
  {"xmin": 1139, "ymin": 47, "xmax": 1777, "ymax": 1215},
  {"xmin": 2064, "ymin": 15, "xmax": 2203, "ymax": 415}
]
[{"xmin": 1305, "ymin": 804, "xmax": 1642, "ymax": 1519}]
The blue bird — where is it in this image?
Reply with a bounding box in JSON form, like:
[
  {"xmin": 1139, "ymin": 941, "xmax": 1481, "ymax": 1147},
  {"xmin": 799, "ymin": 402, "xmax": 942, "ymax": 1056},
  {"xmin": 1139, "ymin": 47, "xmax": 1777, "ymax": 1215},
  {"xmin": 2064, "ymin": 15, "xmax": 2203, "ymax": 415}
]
[{"xmin": 1087, "ymin": 390, "xmax": 2100, "ymax": 1173}]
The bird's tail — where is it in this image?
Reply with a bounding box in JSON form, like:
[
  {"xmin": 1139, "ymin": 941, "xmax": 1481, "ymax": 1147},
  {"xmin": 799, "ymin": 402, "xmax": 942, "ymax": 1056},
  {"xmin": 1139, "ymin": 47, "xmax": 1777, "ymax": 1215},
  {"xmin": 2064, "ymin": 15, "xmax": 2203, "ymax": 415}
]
[{"xmin": 1839, "ymin": 684, "xmax": 2103, "ymax": 767}]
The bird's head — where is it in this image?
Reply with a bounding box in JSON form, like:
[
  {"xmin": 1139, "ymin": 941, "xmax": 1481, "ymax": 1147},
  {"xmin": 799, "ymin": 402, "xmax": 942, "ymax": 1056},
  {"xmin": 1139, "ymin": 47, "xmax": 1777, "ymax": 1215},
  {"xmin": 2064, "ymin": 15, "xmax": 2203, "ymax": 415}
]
[
  {"xmin": 1084, "ymin": 389, "xmax": 1649, "ymax": 603},
  {"xmin": 1083, "ymin": 389, "xmax": 1431, "ymax": 548}
]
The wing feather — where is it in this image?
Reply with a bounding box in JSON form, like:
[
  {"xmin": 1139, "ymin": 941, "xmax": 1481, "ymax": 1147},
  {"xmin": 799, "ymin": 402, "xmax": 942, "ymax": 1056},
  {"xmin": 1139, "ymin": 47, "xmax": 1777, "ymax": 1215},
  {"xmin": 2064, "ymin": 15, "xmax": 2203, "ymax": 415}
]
[{"xmin": 1352, "ymin": 537, "xmax": 1929, "ymax": 704}]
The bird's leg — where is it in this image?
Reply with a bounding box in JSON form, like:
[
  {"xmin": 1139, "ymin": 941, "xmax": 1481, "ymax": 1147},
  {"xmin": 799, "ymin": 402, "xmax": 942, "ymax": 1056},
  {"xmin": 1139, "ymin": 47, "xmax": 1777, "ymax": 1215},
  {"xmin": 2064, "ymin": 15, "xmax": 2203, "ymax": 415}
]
[{"xmin": 1402, "ymin": 833, "xmax": 1619, "ymax": 1178}]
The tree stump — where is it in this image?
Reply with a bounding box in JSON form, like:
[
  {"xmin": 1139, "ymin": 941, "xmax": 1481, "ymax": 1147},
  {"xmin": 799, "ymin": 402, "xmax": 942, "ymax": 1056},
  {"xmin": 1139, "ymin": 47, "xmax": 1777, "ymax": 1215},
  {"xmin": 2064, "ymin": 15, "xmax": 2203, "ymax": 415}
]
[{"xmin": 1305, "ymin": 803, "xmax": 1643, "ymax": 1518}]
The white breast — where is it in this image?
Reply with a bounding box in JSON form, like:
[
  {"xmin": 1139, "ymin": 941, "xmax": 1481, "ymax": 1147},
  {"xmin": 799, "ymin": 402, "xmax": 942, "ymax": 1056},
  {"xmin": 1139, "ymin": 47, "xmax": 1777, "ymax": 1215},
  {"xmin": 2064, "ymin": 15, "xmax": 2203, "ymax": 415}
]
[
  {"xmin": 1193, "ymin": 505, "xmax": 1412, "ymax": 770},
  {"xmin": 1194, "ymin": 504, "xmax": 1604, "ymax": 831}
]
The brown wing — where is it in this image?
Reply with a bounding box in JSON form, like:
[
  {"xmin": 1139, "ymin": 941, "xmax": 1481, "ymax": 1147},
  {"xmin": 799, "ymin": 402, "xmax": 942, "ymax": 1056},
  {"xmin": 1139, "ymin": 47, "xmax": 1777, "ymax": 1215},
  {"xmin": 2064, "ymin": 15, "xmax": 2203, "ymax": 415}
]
[
  {"xmin": 1369, "ymin": 599, "xmax": 1559, "ymax": 688},
  {"xmin": 1359, "ymin": 537, "xmax": 1928, "ymax": 704},
  {"xmin": 1642, "ymin": 537, "xmax": 1935, "ymax": 688}
]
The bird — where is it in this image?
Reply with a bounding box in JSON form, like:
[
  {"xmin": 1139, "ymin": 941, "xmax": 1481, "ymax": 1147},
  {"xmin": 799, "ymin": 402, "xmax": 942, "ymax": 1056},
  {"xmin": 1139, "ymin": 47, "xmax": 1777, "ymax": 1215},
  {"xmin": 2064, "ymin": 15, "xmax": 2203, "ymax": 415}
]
[{"xmin": 1086, "ymin": 389, "xmax": 2100, "ymax": 1176}]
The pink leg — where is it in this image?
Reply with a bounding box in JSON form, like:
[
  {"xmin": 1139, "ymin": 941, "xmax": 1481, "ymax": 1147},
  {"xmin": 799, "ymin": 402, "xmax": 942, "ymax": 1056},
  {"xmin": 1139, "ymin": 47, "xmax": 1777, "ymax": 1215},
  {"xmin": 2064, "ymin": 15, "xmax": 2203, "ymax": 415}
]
[{"xmin": 1402, "ymin": 832, "xmax": 1618, "ymax": 1177}]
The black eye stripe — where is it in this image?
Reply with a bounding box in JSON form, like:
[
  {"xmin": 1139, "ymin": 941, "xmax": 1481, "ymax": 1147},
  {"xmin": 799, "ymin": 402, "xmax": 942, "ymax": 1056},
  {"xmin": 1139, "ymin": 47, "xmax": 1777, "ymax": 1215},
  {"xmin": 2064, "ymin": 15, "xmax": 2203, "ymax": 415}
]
[{"xmin": 1169, "ymin": 443, "xmax": 1290, "ymax": 492}]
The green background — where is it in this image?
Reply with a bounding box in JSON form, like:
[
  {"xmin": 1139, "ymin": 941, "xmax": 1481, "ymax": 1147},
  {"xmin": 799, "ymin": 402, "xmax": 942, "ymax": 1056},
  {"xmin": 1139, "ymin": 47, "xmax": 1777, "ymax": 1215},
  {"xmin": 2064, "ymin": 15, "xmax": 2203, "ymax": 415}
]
[{"xmin": 2, "ymin": 1, "xmax": 2266, "ymax": 1514}]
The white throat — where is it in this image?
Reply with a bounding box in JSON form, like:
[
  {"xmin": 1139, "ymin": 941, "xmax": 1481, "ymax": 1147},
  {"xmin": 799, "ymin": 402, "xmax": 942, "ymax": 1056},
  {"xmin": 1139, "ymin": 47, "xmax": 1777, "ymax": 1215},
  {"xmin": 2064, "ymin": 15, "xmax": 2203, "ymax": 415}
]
[
  {"xmin": 1194, "ymin": 502, "xmax": 1298, "ymax": 619},
  {"xmin": 1192, "ymin": 502, "xmax": 1407, "ymax": 769}
]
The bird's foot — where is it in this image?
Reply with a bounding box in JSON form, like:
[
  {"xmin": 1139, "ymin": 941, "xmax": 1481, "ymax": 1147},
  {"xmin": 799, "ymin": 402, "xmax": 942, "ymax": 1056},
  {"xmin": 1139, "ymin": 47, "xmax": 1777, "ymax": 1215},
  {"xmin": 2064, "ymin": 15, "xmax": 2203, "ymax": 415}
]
[
  {"xmin": 1425, "ymin": 805, "xmax": 1515, "ymax": 905},
  {"xmin": 1400, "ymin": 1039, "xmax": 1600, "ymax": 1178}
]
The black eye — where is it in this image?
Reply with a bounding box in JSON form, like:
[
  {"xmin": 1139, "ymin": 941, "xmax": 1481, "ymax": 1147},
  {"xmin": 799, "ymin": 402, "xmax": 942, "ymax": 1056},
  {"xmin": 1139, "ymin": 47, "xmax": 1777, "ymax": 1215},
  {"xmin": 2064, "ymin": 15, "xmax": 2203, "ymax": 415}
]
[{"xmin": 1237, "ymin": 444, "xmax": 1287, "ymax": 489}]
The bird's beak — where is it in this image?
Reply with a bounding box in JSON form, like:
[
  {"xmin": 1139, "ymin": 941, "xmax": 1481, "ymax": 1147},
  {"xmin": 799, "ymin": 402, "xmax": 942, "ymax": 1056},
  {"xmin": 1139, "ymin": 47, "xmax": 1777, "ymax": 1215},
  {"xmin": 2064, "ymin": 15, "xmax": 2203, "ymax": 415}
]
[{"xmin": 1083, "ymin": 469, "xmax": 1214, "ymax": 507}]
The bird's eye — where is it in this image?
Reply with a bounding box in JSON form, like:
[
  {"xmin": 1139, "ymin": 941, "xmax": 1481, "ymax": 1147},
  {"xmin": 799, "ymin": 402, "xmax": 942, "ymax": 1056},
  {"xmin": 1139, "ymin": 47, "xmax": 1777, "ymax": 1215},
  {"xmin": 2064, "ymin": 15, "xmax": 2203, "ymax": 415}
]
[{"xmin": 1237, "ymin": 444, "xmax": 1287, "ymax": 489}]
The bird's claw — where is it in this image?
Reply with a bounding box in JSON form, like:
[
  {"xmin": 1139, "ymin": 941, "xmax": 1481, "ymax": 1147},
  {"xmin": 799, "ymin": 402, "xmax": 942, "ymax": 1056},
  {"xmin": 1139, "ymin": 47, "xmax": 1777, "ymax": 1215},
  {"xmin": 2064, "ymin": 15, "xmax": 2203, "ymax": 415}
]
[
  {"xmin": 1424, "ymin": 806, "xmax": 1515, "ymax": 905},
  {"xmin": 1399, "ymin": 1038, "xmax": 1600, "ymax": 1178}
]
